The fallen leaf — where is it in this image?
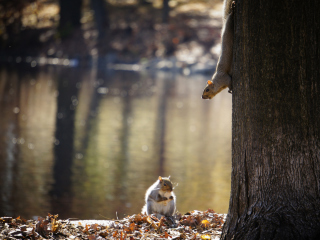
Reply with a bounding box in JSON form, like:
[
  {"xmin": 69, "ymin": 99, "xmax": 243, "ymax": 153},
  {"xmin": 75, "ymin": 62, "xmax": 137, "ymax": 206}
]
[
  {"xmin": 201, "ymin": 234, "xmax": 211, "ymax": 239},
  {"xmin": 35, "ymin": 217, "xmax": 50, "ymax": 238},
  {"xmin": 147, "ymin": 216, "xmax": 158, "ymax": 229},
  {"xmin": 91, "ymin": 224, "xmax": 99, "ymax": 231},
  {"xmin": 88, "ymin": 235, "xmax": 96, "ymax": 240},
  {"xmin": 51, "ymin": 217, "xmax": 60, "ymax": 233},
  {"xmin": 201, "ymin": 220, "xmax": 210, "ymax": 228},
  {"xmin": 129, "ymin": 222, "xmax": 135, "ymax": 232}
]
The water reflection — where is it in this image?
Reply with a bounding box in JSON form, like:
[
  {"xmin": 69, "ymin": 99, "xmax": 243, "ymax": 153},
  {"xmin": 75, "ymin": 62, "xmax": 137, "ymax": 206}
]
[
  {"xmin": 0, "ymin": 65, "xmax": 231, "ymax": 220},
  {"xmin": 0, "ymin": 66, "xmax": 56, "ymax": 218}
]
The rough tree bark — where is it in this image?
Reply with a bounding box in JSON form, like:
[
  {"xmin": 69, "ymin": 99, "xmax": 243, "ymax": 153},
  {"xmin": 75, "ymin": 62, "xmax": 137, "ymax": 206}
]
[{"xmin": 222, "ymin": 0, "xmax": 320, "ymax": 239}]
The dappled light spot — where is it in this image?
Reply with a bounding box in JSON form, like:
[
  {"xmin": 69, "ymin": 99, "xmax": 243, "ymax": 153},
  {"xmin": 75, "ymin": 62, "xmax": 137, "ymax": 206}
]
[
  {"xmin": 142, "ymin": 145, "xmax": 149, "ymax": 152},
  {"xmin": 183, "ymin": 67, "xmax": 191, "ymax": 75},
  {"xmin": 31, "ymin": 60, "xmax": 37, "ymax": 67},
  {"xmin": 28, "ymin": 143, "xmax": 35, "ymax": 150},
  {"xmin": 13, "ymin": 107, "xmax": 20, "ymax": 114},
  {"xmin": 97, "ymin": 87, "xmax": 109, "ymax": 94},
  {"xmin": 75, "ymin": 153, "xmax": 83, "ymax": 159}
]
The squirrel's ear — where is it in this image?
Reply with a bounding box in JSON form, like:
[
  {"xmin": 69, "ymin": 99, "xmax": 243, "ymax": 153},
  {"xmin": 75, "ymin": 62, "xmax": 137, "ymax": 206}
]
[
  {"xmin": 207, "ymin": 80, "xmax": 213, "ymax": 85},
  {"xmin": 158, "ymin": 176, "xmax": 162, "ymax": 181}
]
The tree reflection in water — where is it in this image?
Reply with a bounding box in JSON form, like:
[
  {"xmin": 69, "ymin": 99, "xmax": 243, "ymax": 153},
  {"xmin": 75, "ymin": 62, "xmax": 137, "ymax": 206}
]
[{"xmin": 0, "ymin": 65, "xmax": 231, "ymax": 220}]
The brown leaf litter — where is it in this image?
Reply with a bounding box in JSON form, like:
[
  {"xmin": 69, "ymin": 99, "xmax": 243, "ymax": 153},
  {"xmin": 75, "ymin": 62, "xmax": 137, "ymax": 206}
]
[{"xmin": 0, "ymin": 209, "xmax": 225, "ymax": 239}]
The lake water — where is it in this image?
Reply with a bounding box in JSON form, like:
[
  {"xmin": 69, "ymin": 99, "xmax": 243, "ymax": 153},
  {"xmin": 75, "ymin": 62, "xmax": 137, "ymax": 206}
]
[{"xmin": 0, "ymin": 64, "xmax": 231, "ymax": 220}]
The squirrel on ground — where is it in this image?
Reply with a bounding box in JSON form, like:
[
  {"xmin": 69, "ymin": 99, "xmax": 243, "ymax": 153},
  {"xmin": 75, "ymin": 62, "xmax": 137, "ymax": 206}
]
[
  {"xmin": 142, "ymin": 176, "xmax": 176, "ymax": 219},
  {"xmin": 202, "ymin": 0, "xmax": 234, "ymax": 99}
]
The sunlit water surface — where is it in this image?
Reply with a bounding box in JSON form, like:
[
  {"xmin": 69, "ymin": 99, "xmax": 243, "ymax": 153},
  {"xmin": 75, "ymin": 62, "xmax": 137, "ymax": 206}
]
[{"xmin": 0, "ymin": 65, "xmax": 231, "ymax": 220}]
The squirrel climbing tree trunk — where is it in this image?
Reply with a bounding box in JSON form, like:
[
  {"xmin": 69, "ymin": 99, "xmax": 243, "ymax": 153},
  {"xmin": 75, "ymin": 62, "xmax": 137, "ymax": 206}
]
[{"xmin": 222, "ymin": 0, "xmax": 320, "ymax": 239}]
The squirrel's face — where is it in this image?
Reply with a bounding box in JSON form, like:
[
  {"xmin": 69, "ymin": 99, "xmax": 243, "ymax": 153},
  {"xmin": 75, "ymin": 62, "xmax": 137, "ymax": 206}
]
[
  {"xmin": 202, "ymin": 80, "xmax": 216, "ymax": 99},
  {"xmin": 160, "ymin": 179, "xmax": 173, "ymax": 192}
]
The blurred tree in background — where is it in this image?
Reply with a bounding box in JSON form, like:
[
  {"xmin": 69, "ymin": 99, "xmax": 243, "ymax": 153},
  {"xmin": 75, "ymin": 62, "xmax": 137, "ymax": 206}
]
[
  {"xmin": 162, "ymin": 0, "xmax": 169, "ymax": 23},
  {"xmin": 58, "ymin": 0, "xmax": 109, "ymax": 39},
  {"xmin": 90, "ymin": 0, "xmax": 109, "ymax": 40},
  {"xmin": 58, "ymin": 0, "xmax": 82, "ymax": 38}
]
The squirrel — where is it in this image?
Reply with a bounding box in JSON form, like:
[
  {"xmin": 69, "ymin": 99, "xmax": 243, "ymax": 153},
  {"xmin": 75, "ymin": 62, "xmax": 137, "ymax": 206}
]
[
  {"xmin": 202, "ymin": 0, "xmax": 234, "ymax": 99},
  {"xmin": 142, "ymin": 176, "xmax": 176, "ymax": 219}
]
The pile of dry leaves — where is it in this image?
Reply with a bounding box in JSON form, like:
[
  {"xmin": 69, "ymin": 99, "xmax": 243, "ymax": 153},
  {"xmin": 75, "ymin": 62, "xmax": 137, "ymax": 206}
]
[{"xmin": 0, "ymin": 209, "xmax": 225, "ymax": 239}]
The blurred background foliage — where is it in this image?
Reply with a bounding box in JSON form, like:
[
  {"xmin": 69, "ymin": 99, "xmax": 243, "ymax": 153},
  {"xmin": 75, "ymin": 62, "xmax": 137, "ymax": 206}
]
[{"xmin": 0, "ymin": 0, "xmax": 223, "ymax": 64}]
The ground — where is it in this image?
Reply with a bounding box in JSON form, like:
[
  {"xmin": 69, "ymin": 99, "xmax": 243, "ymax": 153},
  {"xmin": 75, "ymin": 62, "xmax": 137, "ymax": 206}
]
[{"xmin": 0, "ymin": 210, "xmax": 225, "ymax": 239}]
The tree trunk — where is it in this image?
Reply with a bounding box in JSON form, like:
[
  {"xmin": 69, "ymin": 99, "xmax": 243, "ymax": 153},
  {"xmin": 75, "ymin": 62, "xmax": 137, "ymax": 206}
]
[
  {"xmin": 222, "ymin": 0, "xmax": 320, "ymax": 239},
  {"xmin": 51, "ymin": 69, "xmax": 79, "ymax": 218},
  {"xmin": 58, "ymin": 0, "xmax": 82, "ymax": 38},
  {"xmin": 139, "ymin": 0, "xmax": 151, "ymax": 5},
  {"xmin": 162, "ymin": 0, "xmax": 170, "ymax": 24},
  {"xmin": 90, "ymin": 0, "xmax": 109, "ymax": 39}
]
